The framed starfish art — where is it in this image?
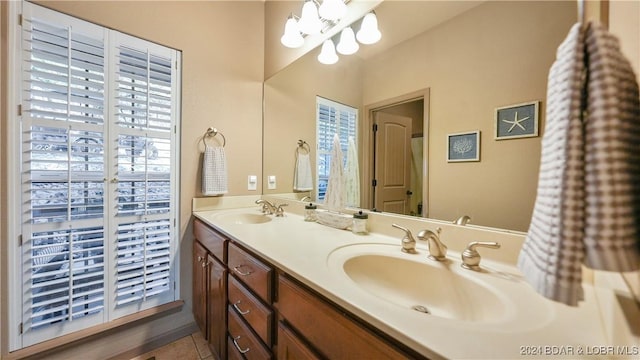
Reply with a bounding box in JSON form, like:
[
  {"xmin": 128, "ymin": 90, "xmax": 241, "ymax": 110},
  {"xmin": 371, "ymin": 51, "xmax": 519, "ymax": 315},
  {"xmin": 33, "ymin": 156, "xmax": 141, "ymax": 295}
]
[{"xmin": 494, "ymin": 101, "xmax": 540, "ymax": 140}]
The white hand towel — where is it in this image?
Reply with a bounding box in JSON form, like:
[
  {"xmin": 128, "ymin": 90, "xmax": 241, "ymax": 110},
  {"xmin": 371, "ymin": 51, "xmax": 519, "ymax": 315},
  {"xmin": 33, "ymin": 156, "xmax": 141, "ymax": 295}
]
[
  {"xmin": 294, "ymin": 152, "xmax": 313, "ymax": 191},
  {"xmin": 202, "ymin": 144, "xmax": 228, "ymax": 196},
  {"xmin": 343, "ymin": 136, "xmax": 360, "ymax": 207},
  {"xmin": 518, "ymin": 22, "xmax": 640, "ymax": 307},
  {"xmin": 324, "ymin": 134, "xmax": 344, "ymax": 211}
]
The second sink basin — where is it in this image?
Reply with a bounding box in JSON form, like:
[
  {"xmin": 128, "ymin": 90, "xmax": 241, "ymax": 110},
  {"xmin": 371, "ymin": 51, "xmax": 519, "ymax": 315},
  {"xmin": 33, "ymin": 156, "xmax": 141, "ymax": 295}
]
[{"xmin": 216, "ymin": 212, "xmax": 272, "ymax": 225}]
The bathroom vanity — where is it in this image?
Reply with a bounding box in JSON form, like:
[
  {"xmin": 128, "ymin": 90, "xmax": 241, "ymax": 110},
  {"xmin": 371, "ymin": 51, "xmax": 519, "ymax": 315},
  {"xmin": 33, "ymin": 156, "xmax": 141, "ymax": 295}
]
[
  {"xmin": 193, "ymin": 217, "xmax": 420, "ymax": 359},
  {"xmin": 192, "ymin": 197, "xmax": 639, "ymax": 359}
]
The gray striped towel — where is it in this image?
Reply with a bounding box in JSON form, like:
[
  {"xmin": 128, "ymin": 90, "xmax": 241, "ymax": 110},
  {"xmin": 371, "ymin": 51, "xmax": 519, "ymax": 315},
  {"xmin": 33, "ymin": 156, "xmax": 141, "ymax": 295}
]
[
  {"xmin": 518, "ymin": 22, "xmax": 640, "ymax": 306},
  {"xmin": 202, "ymin": 144, "xmax": 228, "ymax": 196}
]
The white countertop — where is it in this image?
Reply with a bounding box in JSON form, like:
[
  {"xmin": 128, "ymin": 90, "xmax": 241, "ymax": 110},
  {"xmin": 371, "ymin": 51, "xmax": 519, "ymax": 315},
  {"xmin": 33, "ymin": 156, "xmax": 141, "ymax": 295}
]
[{"xmin": 193, "ymin": 203, "xmax": 637, "ymax": 359}]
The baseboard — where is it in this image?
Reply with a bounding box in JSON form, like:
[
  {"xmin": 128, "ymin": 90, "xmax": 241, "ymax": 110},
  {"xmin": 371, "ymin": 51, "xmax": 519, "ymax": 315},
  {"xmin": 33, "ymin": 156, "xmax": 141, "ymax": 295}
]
[{"xmin": 108, "ymin": 322, "xmax": 199, "ymax": 360}]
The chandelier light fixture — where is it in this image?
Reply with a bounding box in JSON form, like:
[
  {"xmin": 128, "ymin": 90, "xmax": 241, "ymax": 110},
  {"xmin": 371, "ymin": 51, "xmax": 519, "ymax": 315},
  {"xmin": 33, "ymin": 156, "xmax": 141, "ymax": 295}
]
[{"xmin": 280, "ymin": 1, "xmax": 381, "ymax": 65}]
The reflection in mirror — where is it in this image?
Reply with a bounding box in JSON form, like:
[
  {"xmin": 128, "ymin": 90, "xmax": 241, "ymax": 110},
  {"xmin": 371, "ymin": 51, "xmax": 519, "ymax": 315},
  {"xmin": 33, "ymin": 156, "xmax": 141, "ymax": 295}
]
[{"xmin": 263, "ymin": 1, "xmax": 576, "ymax": 232}]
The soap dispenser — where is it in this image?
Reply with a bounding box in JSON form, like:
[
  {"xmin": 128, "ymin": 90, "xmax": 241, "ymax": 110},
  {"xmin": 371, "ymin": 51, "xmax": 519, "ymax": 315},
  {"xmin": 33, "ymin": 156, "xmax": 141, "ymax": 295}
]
[
  {"xmin": 304, "ymin": 203, "xmax": 317, "ymax": 222},
  {"xmin": 352, "ymin": 210, "xmax": 368, "ymax": 235}
]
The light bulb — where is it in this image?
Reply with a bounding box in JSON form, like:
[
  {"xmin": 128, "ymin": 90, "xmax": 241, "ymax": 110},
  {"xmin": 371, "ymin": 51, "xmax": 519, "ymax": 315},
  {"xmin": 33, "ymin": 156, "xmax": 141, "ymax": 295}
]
[
  {"xmin": 280, "ymin": 15, "xmax": 304, "ymax": 48},
  {"xmin": 356, "ymin": 11, "xmax": 382, "ymax": 45},
  {"xmin": 298, "ymin": 0, "xmax": 322, "ymax": 35},
  {"xmin": 336, "ymin": 27, "xmax": 359, "ymax": 55},
  {"xmin": 317, "ymin": 39, "xmax": 338, "ymax": 64},
  {"xmin": 319, "ymin": 0, "xmax": 346, "ymax": 21}
]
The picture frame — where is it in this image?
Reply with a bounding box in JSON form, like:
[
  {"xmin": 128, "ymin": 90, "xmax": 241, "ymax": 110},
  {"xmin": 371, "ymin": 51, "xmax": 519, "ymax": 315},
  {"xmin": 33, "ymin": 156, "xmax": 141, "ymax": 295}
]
[
  {"xmin": 447, "ymin": 131, "xmax": 480, "ymax": 162},
  {"xmin": 494, "ymin": 101, "xmax": 539, "ymax": 140}
]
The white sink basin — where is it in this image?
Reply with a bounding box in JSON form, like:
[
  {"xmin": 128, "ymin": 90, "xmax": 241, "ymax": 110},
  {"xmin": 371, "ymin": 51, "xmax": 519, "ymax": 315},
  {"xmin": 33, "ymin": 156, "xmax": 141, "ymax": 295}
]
[
  {"xmin": 216, "ymin": 212, "xmax": 272, "ymax": 225},
  {"xmin": 327, "ymin": 243, "xmax": 554, "ymax": 328},
  {"xmin": 343, "ymin": 253, "xmax": 506, "ymax": 322}
]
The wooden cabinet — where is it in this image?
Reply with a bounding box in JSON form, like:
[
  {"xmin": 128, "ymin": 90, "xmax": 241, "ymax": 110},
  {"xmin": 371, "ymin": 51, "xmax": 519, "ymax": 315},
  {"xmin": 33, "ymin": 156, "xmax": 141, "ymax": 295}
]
[
  {"xmin": 277, "ymin": 322, "xmax": 321, "ymax": 360},
  {"xmin": 277, "ymin": 274, "xmax": 420, "ymax": 359},
  {"xmin": 193, "ymin": 217, "xmax": 424, "ymax": 360},
  {"xmin": 193, "ymin": 240, "xmax": 209, "ymax": 337},
  {"xmin": 193, "ymin": 218, "xmax": 228, "ymax": 360},
  {"xmin": 208, "ymin": 254, "xmax": 227, "ymax": 360}
]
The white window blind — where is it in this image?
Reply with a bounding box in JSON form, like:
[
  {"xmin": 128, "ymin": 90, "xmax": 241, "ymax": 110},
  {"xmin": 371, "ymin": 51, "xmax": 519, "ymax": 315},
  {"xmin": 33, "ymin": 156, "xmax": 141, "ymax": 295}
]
[
  {"xmin": 316, "ymin": 96, "xmax": 358, "ymax": 201},
  {"xmin": 16, "ymin": 1, "xmax": 180, "ymax": 349}
]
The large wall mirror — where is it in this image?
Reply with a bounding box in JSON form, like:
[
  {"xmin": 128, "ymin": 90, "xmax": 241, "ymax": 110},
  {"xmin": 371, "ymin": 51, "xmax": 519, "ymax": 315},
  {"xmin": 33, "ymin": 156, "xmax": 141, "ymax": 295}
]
[{"xmin": 263, "ymin": 0, "xmax": 576, "ymax": 232}]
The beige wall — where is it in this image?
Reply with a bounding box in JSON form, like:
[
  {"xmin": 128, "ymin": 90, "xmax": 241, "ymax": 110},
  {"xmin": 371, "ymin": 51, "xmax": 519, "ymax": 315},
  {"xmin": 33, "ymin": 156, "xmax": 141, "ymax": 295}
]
[
  {"xmin": 0, "ymin": 0, "xmax": 264, "ymax": 357},
  {"xmin": 362, "ymin": 1, "xmax": 575, "ymax": 231}
]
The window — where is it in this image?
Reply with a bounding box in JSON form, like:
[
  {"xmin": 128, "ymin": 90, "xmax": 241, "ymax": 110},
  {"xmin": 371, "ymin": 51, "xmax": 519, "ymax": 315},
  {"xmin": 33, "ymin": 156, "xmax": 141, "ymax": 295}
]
[
  {"xmin": 316, "ymin": 96, "xmax": 358, "ymax": 202},
  {"xmin": 11, "ymin": 2, "xmax": 181, "ymax": 349}
]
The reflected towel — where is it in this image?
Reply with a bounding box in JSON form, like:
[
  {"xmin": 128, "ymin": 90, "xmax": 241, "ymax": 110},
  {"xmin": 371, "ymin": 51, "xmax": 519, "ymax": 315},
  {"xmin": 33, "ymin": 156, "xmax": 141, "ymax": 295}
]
[
  {"xmin": 324, "ymin": 134, "xmax": 344, "ymax": 211},
  {"xmin": 343, "ymin": 136, "xmax": 360, "ymax": 207},
  {"xmin": 294, "ymin": 152, "xmax": 313, "ymax": 191},
  {"xmin": 202, "ymin": 145, "xmax": 228, "ymax": 196},
  {"xmin": 517, "ymin": 22, "xmax": 640, "ymax": 307}
]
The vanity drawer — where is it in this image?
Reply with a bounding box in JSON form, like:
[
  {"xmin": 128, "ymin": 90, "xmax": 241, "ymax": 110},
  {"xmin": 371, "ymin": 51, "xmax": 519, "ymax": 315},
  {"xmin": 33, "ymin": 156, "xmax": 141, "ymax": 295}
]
[
  {"xmin": 228, "ymin": 305, "xmax": 273, "ymax": 360},
  {"xmin": 193, "ymin": 218, "xmax": 227, "ymax": 263},
  {"xmin": 228, "ymin": 242, "xmax": 273, "ymax": 303},
  {"xmin": 228, "ymin": 275, "xmax": 274, "ymax": 346},
  {"xmin": 277, "ymin": 274, "xmax": 409, "ymax": 359}
]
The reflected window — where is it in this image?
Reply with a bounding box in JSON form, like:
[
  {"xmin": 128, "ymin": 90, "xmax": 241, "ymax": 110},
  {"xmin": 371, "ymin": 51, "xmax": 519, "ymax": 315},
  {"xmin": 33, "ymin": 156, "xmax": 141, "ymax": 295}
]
[{"xmin": 316, "ymin": 96, "xmax": 357, "ymax": 201}]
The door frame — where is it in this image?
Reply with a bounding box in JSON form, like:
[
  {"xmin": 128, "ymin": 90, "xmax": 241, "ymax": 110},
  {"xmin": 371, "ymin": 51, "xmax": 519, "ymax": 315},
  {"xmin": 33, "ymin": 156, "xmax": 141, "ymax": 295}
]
[{"xmin": 361, "ymin": 88, "xmax": 430, "ymax": 216}]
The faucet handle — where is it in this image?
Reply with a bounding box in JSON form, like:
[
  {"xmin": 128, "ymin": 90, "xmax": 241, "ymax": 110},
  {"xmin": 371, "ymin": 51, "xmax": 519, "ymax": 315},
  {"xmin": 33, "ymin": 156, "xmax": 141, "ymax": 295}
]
[
  {"xmin": 275, "ymin": 203, "xmax": 288, "ymax": 217},
  {"xmin": 453, "ymin": 215, "xmax": 471, "ymax": 226},
  {"xmin": 461, "ymin": 241, "xmax": 501, "ymax": 271},
  {"xmin": 392, "ymin": 224, "xmax": 417, "ymax": 254}
]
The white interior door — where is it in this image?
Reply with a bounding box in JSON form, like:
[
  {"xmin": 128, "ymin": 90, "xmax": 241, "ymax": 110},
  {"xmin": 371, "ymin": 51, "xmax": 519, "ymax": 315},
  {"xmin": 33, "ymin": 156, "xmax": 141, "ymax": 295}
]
[{"xmin": 374, "ymin": 112, "xmax": 412, "ymax": 214}]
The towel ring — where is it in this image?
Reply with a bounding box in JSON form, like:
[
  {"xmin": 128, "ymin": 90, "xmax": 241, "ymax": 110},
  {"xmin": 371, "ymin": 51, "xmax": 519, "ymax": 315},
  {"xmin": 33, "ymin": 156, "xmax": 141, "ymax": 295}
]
[
  {"xmin": 297, "ymin": 139, "xmax": 310, "ymax": 154},
  {"xmin": 202, "ymin": 127, "xmax": 226, "ymax": 147}
]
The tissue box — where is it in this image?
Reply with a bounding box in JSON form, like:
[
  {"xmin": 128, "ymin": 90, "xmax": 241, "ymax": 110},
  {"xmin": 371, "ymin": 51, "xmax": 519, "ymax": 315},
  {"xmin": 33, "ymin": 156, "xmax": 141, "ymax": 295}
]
[{"xmin": 316, "ymin": 209, "xmax": 352, "ymax": 230}]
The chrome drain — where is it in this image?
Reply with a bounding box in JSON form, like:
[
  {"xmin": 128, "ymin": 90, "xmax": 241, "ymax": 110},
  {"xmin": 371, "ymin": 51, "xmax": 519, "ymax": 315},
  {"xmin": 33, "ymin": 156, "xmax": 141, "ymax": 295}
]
[{"xmin": 411, "ymin": 305, "xmax": 430, "ymax": 314}]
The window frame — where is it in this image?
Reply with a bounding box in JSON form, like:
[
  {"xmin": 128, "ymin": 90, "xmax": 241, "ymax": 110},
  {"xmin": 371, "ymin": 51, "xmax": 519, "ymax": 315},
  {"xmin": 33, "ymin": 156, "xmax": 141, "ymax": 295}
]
[{"xmin": 7, "ymin": 1, "xmax": 182, "ymax": 351}]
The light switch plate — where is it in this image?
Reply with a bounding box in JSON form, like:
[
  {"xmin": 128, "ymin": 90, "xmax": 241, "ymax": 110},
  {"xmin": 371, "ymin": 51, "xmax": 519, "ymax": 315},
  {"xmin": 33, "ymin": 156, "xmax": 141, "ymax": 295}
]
[
  {"xmin": 248, "ymin": 175, "xmax": 257, "ymax": 191},
  {"xmin": 267, "ymin": 175, "xmax": 277, "ymax": 190}
]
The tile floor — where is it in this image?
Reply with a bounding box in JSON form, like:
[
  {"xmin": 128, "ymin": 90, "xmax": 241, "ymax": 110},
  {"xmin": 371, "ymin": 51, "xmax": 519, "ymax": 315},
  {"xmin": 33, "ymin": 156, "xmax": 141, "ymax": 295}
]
[{"xmin": 129, "ymin": 331, "xmax": 212, "ymax": 360}]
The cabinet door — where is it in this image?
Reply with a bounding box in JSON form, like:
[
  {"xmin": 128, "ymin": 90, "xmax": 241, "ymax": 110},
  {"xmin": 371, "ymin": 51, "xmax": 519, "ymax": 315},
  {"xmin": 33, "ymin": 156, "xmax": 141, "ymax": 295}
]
[
  {"xmin": 193, "ymin": 240, "xmax": 208, "ymax": 338},
  {"xmin": 208, "ymin": 254, "xmax": 227, "ymax": 360},
  {"xmin": 278, "ymin": 274, "xmax": 411, "ymax": 359},
  {"xmin": 277, "ymin": 322, "xmax": 321, "ymax": 360}
]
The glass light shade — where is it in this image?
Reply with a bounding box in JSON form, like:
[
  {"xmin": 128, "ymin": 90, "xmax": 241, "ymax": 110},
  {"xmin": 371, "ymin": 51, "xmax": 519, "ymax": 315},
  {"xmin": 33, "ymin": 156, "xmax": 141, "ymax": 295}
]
[
  {"xmin": 319, "ymin": 0, "xmax": 347, "ymax": 21},
  {"xmin": 317, "ymin": 40, "xmax": 338, "ymax": 64},
  {"xmin": 298, "ymin": 0, "xmax": 322, "ymax": 35},
  {"xmin": 336, "ymin": 27, "xmax": 359, "ymax": 55},
  {"xmin": 356, "ymin": 12, "xmax": 382, "ymax": 45},
  {"xmin": 280, "ymin": 16, "xmax": 304, "ymax": 48}
]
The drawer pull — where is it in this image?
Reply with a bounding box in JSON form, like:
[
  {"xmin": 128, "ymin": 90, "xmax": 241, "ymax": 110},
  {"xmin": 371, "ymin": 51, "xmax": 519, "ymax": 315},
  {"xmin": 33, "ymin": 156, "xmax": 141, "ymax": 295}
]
[
  {"xmin": 201, "ymin": 261, "xmax": 208, "ymax": 268},
  {"xmin": 232, "ymin": 300, "xmax": 251, "ymax": 315},
  {"xmin": 232, "ymin": 335, "xmax": 250, "ymax": 354},
  {"xmin": 233, "ymin": 265, "xmax": 253, "ymax": 276}
]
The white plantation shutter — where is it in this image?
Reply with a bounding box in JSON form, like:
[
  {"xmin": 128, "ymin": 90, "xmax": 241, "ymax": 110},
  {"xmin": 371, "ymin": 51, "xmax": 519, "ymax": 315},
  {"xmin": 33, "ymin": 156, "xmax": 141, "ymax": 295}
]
[
  {"xmin": 16, "ymin": 2, "xmax": 180, "ymax": 349},
  {"xmin": 316, "ymin": 97, "xmax": 358, "ymax": 201},
  {"xmin": 111, "ymin": 34, "xmax": 177, "ymax": 316}
]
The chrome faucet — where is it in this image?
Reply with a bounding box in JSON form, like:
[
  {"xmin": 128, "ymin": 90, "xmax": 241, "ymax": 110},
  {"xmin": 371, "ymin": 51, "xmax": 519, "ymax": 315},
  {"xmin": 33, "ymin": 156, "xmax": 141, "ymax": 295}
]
[
  {"xmin": 417, "ymin": 227, "xmax": 446, "ymax": 261},
  {"xmin": 255, "ymin": 199, "xmax": 277, "ymax": 215},
  {"xmin": 301, "ymin": 196, "xmax": 311, "ymax": 202},
  {"xmin": 391, "ymin": 224, "xmax": 418, "ymax": 254},
  {"xmin": 461, "ymin": 241, "xmax": 500, "ymax": 271},
  {"xmin": 453, "ymin": 215, "xmax": 471, "ymax": 226}
]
